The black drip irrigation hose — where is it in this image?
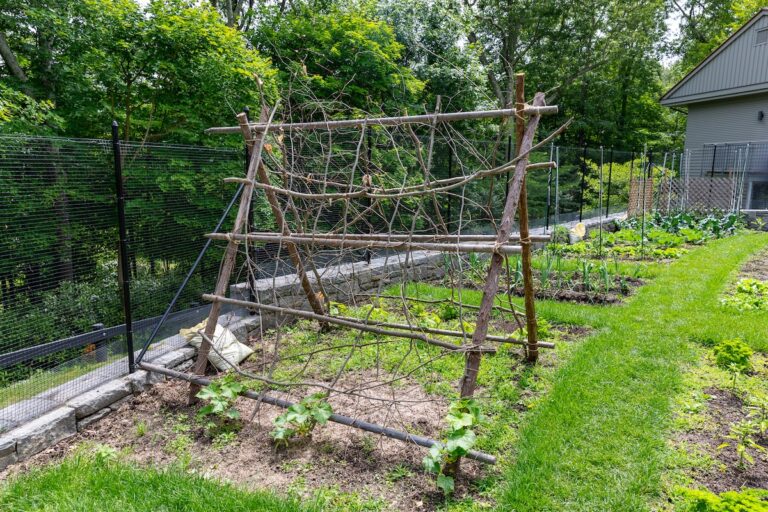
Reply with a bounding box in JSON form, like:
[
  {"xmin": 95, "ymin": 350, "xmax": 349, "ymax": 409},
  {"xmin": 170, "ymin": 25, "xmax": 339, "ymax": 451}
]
[{"xmin": 140, "ymin": 362, "xmax": 497, "ymax": 465}]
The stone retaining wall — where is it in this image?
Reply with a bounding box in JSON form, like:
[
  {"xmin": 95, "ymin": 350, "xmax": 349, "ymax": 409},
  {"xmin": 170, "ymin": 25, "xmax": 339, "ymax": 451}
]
[
  {"xmin": 0, "ymin": 345, "xmax": 198, "ymax": 470},
  {"xmin": 229, "ymin": 250, "xmax": 446, "ymax": 333}
]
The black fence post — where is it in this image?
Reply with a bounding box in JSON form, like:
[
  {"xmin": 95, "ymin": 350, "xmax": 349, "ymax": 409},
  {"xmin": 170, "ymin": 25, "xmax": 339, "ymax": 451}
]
[
  {"xmin": 111, "ymin": 121, "xmax": 135, "ymax": 373},
  {"xmin": 605, "ymin": 147, "xmax": 614, "ymax": 216},
  {"xmin": 579, "ymin": 144, "xmax": 588, "ymax": 221}
]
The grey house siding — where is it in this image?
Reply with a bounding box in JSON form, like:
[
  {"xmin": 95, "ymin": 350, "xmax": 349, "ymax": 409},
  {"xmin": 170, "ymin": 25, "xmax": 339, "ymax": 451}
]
[
  {"xmin": 684, "ymin": 95, "xmax": 768, "ymax": 209},
  {"xmin": 661, "ymin": 10, "xmax": 768, "ymax": 209},
  {"xmin": 663, "ymin": 12, "xmax": 768, "ymax": 106},
  {"xmin": 684, "ymin": 92, "xmax": 768, "ymax": 150}
]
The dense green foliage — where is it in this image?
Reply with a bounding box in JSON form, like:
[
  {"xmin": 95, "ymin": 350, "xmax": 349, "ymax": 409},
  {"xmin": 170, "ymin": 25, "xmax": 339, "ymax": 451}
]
[
  {"xmin": 678, "ymin": 487, "xmax": 768, "ymax": 512},
  {"xmin": 1, "ymin": 0, "xmax": 713, "ymax": 149},
  {"xmin": 721, "ymin": 278, "xmax": 768, "ymax": 311}
]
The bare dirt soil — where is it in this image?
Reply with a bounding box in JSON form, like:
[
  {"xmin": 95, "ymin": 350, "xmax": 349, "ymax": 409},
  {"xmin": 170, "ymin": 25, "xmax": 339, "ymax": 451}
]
[
  {"xmin": 3, "ymin": 374, "xmax": 486, "ymax": 511},
  {"xmin": 739, "ymin": 248, "xmax": 768, "ymax": 281},
  {"xmin": 678, "ymin": 387, "xmax": 767, "ymax": 493},
  {"xmin": 510, "ymin": 275, "xmax": 644, "ymax": 304}
]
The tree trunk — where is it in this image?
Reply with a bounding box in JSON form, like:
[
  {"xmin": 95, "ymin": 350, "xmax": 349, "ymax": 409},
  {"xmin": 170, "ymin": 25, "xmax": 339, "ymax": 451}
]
[{"xmin": 0, "ymin": 32, "xmax": 33, "ymax": 96}]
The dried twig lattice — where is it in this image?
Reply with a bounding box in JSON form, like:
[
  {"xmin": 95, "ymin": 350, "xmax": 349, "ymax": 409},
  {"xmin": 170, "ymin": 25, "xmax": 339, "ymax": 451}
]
[{"xmin": 139, "ymin": 77, "xmax": 567, "ymax": 466}]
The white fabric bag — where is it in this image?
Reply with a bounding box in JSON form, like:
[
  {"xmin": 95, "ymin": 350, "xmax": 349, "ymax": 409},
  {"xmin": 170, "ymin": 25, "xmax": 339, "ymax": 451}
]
[{"xmin": 180, "ymin": 320, "xmax": 254, "ymax": 371}]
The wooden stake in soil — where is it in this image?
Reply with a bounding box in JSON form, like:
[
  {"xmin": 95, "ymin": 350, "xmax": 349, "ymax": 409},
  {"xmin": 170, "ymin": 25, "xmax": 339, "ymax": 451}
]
[
  {"xmin": 188, "ymin": 108, "xmax": 276, "ymax": 403},
  {"xmin": 514, "ymin": 73, "xmax": 539, "ymax": 363},
  {"xmin": 458, "ymin": 89, "xmax": 548, "ymax": 398}
]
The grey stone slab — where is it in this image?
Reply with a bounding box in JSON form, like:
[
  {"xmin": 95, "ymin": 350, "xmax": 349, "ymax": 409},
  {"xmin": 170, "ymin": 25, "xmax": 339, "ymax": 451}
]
[
  {"xmin": 0, "ymin": 451, "xmax": 17, "ymax": 471},
  {"xmin": 152, "ymin": 347, "xmax": 195, "ymax": 369},
  {"xmin": 0, "ymin": 437, "xmax": 15, "ymax": 457},
  {"xmin": 77, "ymin": 407, "xmax": 112, "ymax": 431},
  {"xmin": 125, "ymin": 370, "xmax": 150, "ymax": 393},
  {"xmin": 11, "ymin": 406, "xmax": 76, "ymax": 460},
  {"xmin": 66, "ymin": 379, "xmax": 132, "ymax": 419},
  {"xmin": 109, "ymin": 395, "xmax": 133, "ymax": 412}
]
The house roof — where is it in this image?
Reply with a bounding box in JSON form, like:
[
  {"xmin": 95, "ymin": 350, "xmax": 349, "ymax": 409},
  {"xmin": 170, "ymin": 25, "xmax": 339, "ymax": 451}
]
[{"xmin": 661, "ymin": 8, "xmax": 768, "ymax": 106}]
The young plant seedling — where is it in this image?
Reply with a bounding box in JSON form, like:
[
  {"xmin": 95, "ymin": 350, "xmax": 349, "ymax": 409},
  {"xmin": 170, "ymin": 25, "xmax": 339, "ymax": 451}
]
[
  {"xmin": 196, "ymin": 372, "xmax": 246, "ymax": 437},
  {"xmin": 270, "ymin": 392, "xmax": 333, "ymax": 447},
  {"xmin": 718, "ymin": 419, "xmax": 767, "ymax": 469},
  {"xmin": 423, "ymin": 399, "xmax": 483, "ymax": 495}
]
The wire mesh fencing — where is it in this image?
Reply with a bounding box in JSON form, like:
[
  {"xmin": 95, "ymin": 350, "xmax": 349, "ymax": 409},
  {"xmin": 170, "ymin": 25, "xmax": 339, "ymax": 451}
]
[{"xmin": 0, "ymin": 132, "xmax": 644, "ymax": 431}]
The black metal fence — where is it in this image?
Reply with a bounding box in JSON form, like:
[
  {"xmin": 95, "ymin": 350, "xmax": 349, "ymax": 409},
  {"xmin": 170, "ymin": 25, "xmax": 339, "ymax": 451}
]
[
  {"xmin": 0, "ymin": 134, "xmax": 243, "ymax": 430},
  {"xmin": 0, "ymin": 130, "xmax": 649, "ymax": 431}
]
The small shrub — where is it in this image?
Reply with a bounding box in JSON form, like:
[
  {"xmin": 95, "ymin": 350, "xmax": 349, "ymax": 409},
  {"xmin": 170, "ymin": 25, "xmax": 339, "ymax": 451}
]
[{"xmin": 713, "ymin": 339, "xmax": 753, "ymax": 374}]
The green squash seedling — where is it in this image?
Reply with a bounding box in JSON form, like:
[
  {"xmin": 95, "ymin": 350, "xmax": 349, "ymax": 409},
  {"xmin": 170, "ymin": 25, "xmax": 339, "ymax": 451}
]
[
  {"xmin": 196, "ymin": 373, "xmax": 246, "ymax": 437},
  {"xmin": 423, "ymin": 399, "xmax": 483, "ymax": 495},
  {"xmin": 270, "ymin": 392, "xmax": 333, "ymax": 447}
]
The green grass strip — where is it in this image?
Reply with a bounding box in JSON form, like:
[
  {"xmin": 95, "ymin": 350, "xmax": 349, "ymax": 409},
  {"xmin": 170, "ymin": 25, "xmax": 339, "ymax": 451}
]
[
  {"xmin": 0, "ymin": 455, "xmax": 313, "ymax": 512},
  {"xmin": 499, "ymin": 232, "xmax": 768, "ymax": 511}
]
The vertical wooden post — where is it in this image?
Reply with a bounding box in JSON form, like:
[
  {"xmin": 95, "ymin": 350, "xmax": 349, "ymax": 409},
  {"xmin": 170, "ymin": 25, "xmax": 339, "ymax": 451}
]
[
  {"xmin": 514, "ymin": 74, "xmax": 539, "ymax": 363},
  {"xmin": 188, "ymin": 109, "xmax": 273, "ymax": 402},
  {"xmin": 458, "ymin": 90, "xmax": 547, "ymax": 398}
]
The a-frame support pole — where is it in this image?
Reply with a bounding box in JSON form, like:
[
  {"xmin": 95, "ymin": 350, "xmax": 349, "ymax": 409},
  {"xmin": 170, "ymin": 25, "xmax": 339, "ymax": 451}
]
[
  {"xmin": 188, "ymin": 108, "xmax": 275, "ymax": 402},
  {"xmin": 459, "ymin": 89, "xmax": 547, "ymax": 398}
]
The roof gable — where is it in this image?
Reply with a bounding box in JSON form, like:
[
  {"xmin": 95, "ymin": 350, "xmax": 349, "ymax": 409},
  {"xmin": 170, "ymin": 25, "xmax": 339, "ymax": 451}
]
[{"xmin": 662, "ymin": 9, "xmax": 768, "ymax": 106}]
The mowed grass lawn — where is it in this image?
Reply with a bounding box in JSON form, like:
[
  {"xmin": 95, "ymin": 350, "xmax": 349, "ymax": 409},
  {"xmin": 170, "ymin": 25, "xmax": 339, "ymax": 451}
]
[
  {"xmin": 1, "ymin": 232, "xmax": 765, "ymax": 511},
  {"xmin": 499, "ymin": 232, "xmax": 768, "ymax": 511}
]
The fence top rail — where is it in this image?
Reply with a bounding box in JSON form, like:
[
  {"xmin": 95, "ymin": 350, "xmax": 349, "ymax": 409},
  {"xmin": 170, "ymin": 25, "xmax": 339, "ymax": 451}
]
[{"xmin": 205, "ymin": 106, "xmax": 559, "ymax": 135}]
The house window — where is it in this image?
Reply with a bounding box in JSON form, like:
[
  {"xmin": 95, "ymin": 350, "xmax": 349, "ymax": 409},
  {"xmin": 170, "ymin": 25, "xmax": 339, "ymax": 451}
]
[
  {"xmin": 757, "ymin": 28, "xmax": 768, "ymax": 45},
  {"xmin": 751, "ymin": 182, "xmax": 768, "ymax": 209}
]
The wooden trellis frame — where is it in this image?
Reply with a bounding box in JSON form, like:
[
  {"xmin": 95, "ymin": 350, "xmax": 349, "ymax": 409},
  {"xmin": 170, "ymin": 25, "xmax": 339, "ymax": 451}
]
[{"xmin": 139, "ymin": 76, "xmax": 568, "ymax": 464}]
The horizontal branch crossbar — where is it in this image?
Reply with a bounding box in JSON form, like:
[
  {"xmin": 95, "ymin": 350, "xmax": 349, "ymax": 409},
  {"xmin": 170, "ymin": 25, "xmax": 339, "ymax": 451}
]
[
  {"xmin": 206, "ymin": 233, "xmax": 524, "ymax": 255},
  {"xmin": 202, "ymin": 294, "xmax": 498, "ymax": 353},
  {"xmin": 245, "ymin": 232, "xmax": 551, "ymax": 243},
  {"xmin": 223, "ymin": 161, "xmax": 555, "ymax": 201},
  {"xmin": 205, "ymin": 106, "xmax": 558, "ymax": 134},
  {"xmin": 333, "ymin": 315, "xmax": 554, "ymax": 349},
  {"xmin": 139, "ymin": 362, "xmax": 496, "ymax": 464}
]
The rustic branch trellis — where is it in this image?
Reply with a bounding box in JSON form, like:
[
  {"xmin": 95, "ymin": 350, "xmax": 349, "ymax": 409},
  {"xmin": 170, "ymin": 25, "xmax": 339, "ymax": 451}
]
[{"xmin": 138, "ymin": 75, "xmax": 567, "ymax": 466}]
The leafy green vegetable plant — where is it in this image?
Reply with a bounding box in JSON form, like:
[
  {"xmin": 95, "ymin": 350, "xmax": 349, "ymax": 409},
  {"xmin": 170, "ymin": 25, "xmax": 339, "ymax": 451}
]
[
  {"xmin": 679, "ymin": 487, "xmax": 768, "ymax": 511},
  {"xmin": 713, "ymin": 338, "xmax": 753, "ymax": 373},
  {"xmin": 423, "ymin": 399, "xmax": 483, "ymax": 495},
  {"xmin": 270, "ymin": 393, "xmax": 333, "ymax": 447},
  {"xmin": 718, "ymin": 419, "xmax": 767, "ymax": 469},
  {"xmin": 196, "ymin": 373, "xmax": 246, "ymax": 435},
  {"xmin": 720, "ymin": 278, "xmax": 768, "ymax": 311}
]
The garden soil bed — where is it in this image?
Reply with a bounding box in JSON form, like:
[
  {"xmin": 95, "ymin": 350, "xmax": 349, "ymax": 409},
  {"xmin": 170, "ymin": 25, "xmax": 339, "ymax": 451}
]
[
  {"xmin": 677, "ymin": 387, "xmax": 768, "ymax": 493},
  {"xmin": 1, "ymin": 321, "xmax": 590, "ymax": 510},
  {"xmin": 739, "ymin": 248, "xmax": 768, "ymax": 281},
  {"xmin": 509, "ymin": 275, "xmax": 644, "ymax": 304},
  {"xmin": 2, "ymin": 373, "xmax": 486, "ymax": 511}
]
